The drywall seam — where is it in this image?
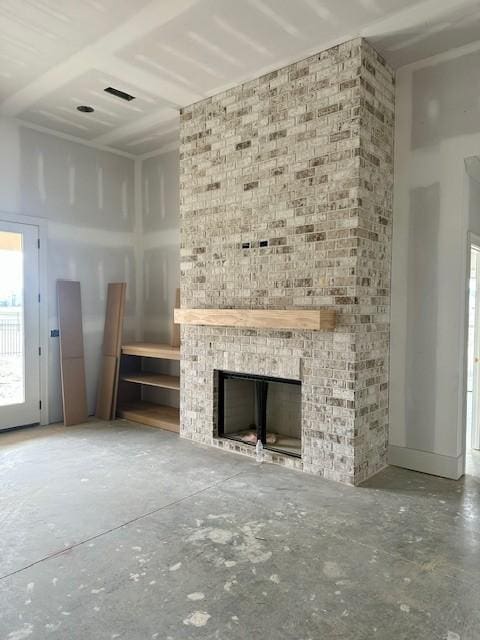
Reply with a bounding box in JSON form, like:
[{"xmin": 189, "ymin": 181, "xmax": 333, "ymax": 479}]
[
  {"xmin": 134, "ymin": 158, "xmax": 144, "ymax": 341},
  {"xmin": 388, "ymin": 445, "xmax": 464, "ymax": 479},
  {"xmin": 0, "ymin": 210, "xmax": 49, "ymax": 424}
]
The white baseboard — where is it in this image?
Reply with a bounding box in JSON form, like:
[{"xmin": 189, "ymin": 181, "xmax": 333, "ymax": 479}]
[{"xmin": 388, "ymin": 445, "xmax": 464, "ymax": 480}]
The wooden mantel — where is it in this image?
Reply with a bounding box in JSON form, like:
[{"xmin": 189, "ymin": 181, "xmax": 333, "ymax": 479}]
[{"xmin": 174, "ymin": 308, "xmax": 336, "ymax": 331}]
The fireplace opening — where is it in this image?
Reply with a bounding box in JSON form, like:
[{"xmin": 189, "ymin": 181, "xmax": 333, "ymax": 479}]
[{"xmin": 217, "ymin": 371, "xmax": 301, "ymax": 458}]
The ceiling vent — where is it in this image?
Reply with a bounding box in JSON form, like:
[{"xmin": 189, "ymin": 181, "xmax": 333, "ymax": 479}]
[{"xmin": 104, "ymin": 86, "xmax": 136, "ymax": 101}]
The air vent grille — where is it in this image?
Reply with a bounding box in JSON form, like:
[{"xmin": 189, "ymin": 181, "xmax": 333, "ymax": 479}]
[{"xmin": 104, "ymin": 86, "xmax": 136, "ymax": 102}]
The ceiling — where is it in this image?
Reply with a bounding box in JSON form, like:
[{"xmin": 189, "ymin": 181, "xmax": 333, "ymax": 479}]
[{"xmin": 1, "ymin": 0, "xmax": 479, "ymax": 157}]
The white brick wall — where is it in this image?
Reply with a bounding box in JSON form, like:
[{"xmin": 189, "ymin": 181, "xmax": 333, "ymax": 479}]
[{"xmin": 179, "ymin": 38, "xmax": 394, "ymax": 485}]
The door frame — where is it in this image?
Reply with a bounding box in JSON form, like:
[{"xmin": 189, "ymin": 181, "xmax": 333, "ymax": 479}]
[
  {"xmin": 471, "ymin": 241, "xmax": 480, "ymax": 451},
  {"xmin": 0, "ymin": 211, "xmax": 49, "ymax": 425}
]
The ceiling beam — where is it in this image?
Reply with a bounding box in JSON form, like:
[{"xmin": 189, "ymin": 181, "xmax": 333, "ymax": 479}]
[
  {"xmin": 362, "ymin": 0, "xmax": 474, "ymax": 39},
  {"xmin": 97, "ymin": 57, "xmax": 201, "ymax": 107},
  {"xmin": 0, "ymin": 0, "xmax": 201, "ymax": 116},
  {"xmin": 93, "ymin": 108, "xmax": 178, "ymax": 146}
]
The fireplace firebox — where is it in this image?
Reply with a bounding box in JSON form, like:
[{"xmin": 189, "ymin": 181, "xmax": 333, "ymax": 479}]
[{"xmin": 217, "ymin": 371, "xmax": 301, "ymax": 458}]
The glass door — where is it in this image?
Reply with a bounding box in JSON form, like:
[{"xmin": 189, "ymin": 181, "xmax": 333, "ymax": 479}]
[{"xmin": 0, "ymin": 220, "xmax": 40, "ymax": 430}]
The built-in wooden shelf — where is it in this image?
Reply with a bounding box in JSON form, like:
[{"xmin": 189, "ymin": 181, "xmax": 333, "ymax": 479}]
[
  {"xmin": 121, "ymin": 342, "xmax": 180, "ymax": 360},
  {"xmin": 120, "ymin": 372, "xmax": 180, "ymax": 391},
  {"xmin": 174, "ymin": 308, "xmax": 336, "ymax": 331},
  {"xmin": 117, "ymin": 401, "xmax": 179, "ymax": 433}
]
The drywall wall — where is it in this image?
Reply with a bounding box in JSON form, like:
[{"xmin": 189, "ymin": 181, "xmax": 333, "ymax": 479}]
[
  {"xmin": 390, "ymin": 42, "xmax": 480, "ymax": 478},
  {"xmin": 0, "ymin": 117, "xmax": 137, "ymax": 422},
  {"xmin": 141, "ymin": 147, "xmax": 180, "ymax": 409},
  {"xmin": 467, "ymin": 158, "xmax": 480, "ymax": 235}
]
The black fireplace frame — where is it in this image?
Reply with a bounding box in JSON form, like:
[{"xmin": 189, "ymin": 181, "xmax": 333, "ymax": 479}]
[{"xmin": 217, "ymin": 370, "xmax": 301, "ymax": 458}]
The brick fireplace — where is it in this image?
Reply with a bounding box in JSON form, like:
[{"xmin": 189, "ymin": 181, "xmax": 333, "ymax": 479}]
[{"xmin": 178, "ymin": 38, "xmax": 394, "ymax": 485}]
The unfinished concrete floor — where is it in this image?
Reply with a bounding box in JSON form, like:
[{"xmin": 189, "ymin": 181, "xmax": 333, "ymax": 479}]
[{"xmin": 1, "ymin": 422, "xmax": 479, "ymax": 640}]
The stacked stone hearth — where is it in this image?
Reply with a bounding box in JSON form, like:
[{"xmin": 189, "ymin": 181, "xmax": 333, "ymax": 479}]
[{"xmin": 179, "ymin": 38, "xmax": 394, "ymax": 485}]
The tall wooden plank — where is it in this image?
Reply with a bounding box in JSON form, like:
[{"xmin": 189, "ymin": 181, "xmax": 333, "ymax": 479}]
[
  {"xmin": 57, "ymin": 280, "xmax": 88, "ymax": 426},
  {"xmin": 95, "ymin": 283, "xmax": 126, "ymax": 420}
]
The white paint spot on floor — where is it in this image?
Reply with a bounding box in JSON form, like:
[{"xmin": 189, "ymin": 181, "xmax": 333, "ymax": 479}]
[
  {"xmin": 91, "ymin": 588, "xmax": 104, "ymax": 594},
  {"xmin": 236, "ymin": 523, "xmax": 272, "ymax": 564},
  {"xmin": 224, "ymin": 580, "xmax": 237, "ymax": 592},
  {"xmin": 225, "ymin": 560, "xmax": 236, "ymax": 568},
  {"xmin": 447, "ymin": 632, "xmax": 461, "ymax": 640},
  {"xmin": 188, "ymin": 528, "xmax": 234, "ymax": 545},
  {"xmin": 183, "ymin": 611, "xmax": 211, "ymax": 627},
  {"xmin": 8, "ymin": 624, "xmax": 34, "ymax": 639},
  {"xmin": 400, "ymin": 604, "xmax": 410, "ymax": 613},
  {"xmin": 26, "ymin": 583, "xmax": 34, "ymax": 593},
  {"xmin": 80, "ymin": 478, "xmax": 89, "ymax": 483},
  {"xmin": 129, "ymin": 573, "xmax": 140, "ymax": 582},
  {"xmin": 132, "ymin": 546, "xmax": 142, "ymax": 551},
  {"xmin": 323, "ymin": 562, "xmax": 343, "ymax": 579},
  {"xmin": 61, "ymin": 611, "xmax": 70, "ymax": 616},
  {"xmin": 270, "ymin": 574, "xmax": 280, "ymax": 584},
  {"xmin": 52, "ymin": 578, "xmax": 58, "ymax": 586},
  {"xmin": 169, "ymin": 562, "xmax": 182, "ymax": 572},
  {"xmin": 187, "ymin": 592, "xmax": 205, "ymax": 601}
]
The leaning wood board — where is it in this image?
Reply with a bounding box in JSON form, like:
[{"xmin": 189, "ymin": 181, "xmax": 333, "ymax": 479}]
[
  {"xmin": 95, "ymin": 282, "xmax": 126, "ymax": 420},
  {"xmin": 57, "ymin": 280, "xmax": 88, "ymax": 426},
  {"xmin": 174, "ymin": 308, "xmax": 336, "ymax": 331}
]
